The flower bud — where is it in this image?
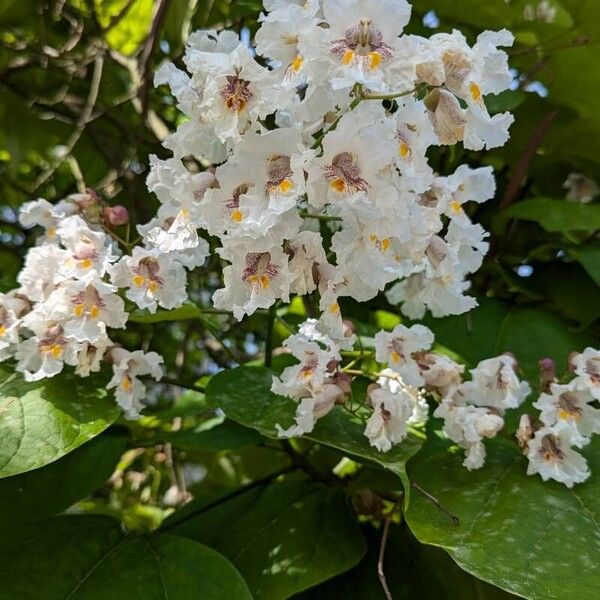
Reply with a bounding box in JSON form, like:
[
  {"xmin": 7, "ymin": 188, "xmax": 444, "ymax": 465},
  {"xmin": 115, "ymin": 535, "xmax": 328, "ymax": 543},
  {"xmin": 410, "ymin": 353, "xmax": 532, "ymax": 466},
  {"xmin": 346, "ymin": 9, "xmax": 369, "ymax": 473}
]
[
  {"xmin": 415, "ymin": 60, "xmax": 445, "ymax": 87},
  {"xmin": 102, "ymin": 205, "xmax": 130, "ymax": 228},
  {"xmin": 538, "ymin": 357, "xmax": 556, "ymax": 392},
  {"xmin": 332, "ymin": 372, "xmax": 353, "ymax": 396},
  {"xmin": 516, "ymin": 414, "xmax": 534, "ymax": 452}
]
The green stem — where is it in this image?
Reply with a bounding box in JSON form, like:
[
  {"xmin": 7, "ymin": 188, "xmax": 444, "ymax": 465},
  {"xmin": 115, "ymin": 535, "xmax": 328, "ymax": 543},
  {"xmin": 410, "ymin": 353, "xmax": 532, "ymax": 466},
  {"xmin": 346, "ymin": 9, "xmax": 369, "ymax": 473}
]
[
  {"xmin": 264, "ymin": 303, "xmax": 276, "ymax": 368},
  {"xmin": 359, "ymin": 85, "xmax": 421, "ymax": 101},
  {"xmin": 299, "ymin": 211, "xmax": 343, "ymax": 222},
  {"xmin": 161, "ymin": 377, "xmax": 206, "ymax": 393}
]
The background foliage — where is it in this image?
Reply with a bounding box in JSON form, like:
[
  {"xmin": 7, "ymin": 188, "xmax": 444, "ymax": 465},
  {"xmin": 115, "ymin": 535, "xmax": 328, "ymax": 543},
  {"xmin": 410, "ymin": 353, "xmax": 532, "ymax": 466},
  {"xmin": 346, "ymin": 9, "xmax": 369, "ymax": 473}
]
[{"xmin": 0, "ymin": 1, "xmax": 599, "ymax": 598}]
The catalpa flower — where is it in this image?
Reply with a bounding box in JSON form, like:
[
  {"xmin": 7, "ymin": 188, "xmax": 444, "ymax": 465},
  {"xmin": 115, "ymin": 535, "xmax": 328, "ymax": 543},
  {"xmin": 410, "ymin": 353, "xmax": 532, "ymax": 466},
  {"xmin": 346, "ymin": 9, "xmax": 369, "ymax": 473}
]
[
  {"xmin": 526, "ymin": 423, "xmax": 590, "ymax": 488},
  {"xmin": 110, "ymin": 247, "xmax": 187, "ymax": 313},
  {"xmin": 374, "ymin": 323, "xmax": 434, "ymax": 386},
  {"xmin": 323, "ymin": 0, "xmax": 413, "ymax": 92},
  {"xmin": 213, "ymin": 238, "xmax": 296, "ymax": 319},
  {"xmin": 107, "ymin": 347, "xmax": 164, "ymax": 419},
  {"xmin": 45, "ymin": 277, "xmax": 127, "ymax": 343},
  {"xmin": 534, "ymin": 382, "xmax": 600, "ymax": 438},
  {"xmin": 16, "ymin": 322, "xmax": 79, "ymax": 382},
  {"xmin": 571, "ymin": 347, "xmax": 600, "ymax": 400}
]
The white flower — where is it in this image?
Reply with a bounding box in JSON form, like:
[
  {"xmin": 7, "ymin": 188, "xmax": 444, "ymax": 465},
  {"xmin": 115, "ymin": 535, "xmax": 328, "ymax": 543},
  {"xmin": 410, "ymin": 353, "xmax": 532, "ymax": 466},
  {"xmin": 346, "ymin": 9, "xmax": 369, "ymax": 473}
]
[
  {"xmin": 443, "ymin": 165, "xmax": 495, "ymax": 223},
  {"xmin": 213, "ymin": 238, "xmax": 296, "ymax": 320},
  {"xmin": 526, "ymin": 423, "xmax": 590, "ymax": 488},
  {"xmin": 74, "ymin": 338, "xmax": 111, "ymax": 377},
  {"xmin": 15, "ymin": 323, "xmax": 79, "ymax": 381},
  {"xmin": 57, "ymin": 216, "xmax": 118, "ymax": 280},
  {"xmin": 374, "ymin": 323, "xmax": 434, "ymax": 386},
  {"xmin": 110, "ymin": 247, "xmax": 188, "ymax": 313},
  {"xmin": 306, "ymin": 102, "xmax": 397, "ymax": 209},
  {"xmin": 142, "ymin": 155, "xmax": 215, "ymax": 254},
  {"xmin": 434, "ymin": 388, "xmax": 504, "ymax": 470},
  {"xmin": 534, "ymin": 382, "xmax": 600, "ymax": 437},
  {"xmin": 462, "ymin": 354, "xmax": 531, "ymax": 412},
  {"xmin": 571, "ymin": 348, "xmax": 600, "ymax": 400},
  {"xmin": 19, "ymin": 198, "xmax": 78, "ymax": 243},
  {"xmin": 275, "ymin": 384, "xmax": 341, "ymax": 438},
  {"xmin": 394, "ymin": 96, "xmax": 438, "ymax": 193},
  {"xmin": 563, "ymin": 173, "xmax": 599, "ymax": 203},
  {"xmin": 272, "ymin": 330, "xmax": 340, "ymax": 400},
  {"xmin": 364, "ymin": 380, "xmax": 415, "ymax": 452},
  {"xmin": 17, "ymin": 245, "xmax": 67, "ymax": 302},
  {"xmin": 44, "ymin": 277, "xmax": 127, "ymax": 343},
  {"xmin": 288, "ymin": 231, "xmax": 329, "ymax": 296},
  {"xmin": 322, "ymin": 0, "xmax": 413, "ymax": 92},
  {"xmin": 107, "ymin": 348, "xmax": 164, "ymax": 418},
  {"xmin": 0, "ymin": 293, "xmax": 29, "ymax": 362},
  {"xmin": 416, "ymin": 352, "xmax": 465, "ymax": 396}
]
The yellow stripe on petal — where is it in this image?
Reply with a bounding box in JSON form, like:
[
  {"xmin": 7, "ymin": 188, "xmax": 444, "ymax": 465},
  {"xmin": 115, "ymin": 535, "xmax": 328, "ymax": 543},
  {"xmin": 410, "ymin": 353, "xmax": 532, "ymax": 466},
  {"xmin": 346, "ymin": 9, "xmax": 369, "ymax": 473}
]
[
  {"xmin": 368, "ymin": 51, "xmax": 382, "ymax": 70},
  {"xmin": 342, "ymin": 49, "xmax": 355, "ymax": 65},
  {"xmin": 133, "ymin": 275, "xmax": 145, "ymax": 288}
]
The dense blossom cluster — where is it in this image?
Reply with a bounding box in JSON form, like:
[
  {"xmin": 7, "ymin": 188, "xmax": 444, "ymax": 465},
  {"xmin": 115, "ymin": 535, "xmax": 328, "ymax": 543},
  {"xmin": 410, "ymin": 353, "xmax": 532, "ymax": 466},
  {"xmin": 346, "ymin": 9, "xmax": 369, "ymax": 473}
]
[{"xmin": 2, "ymin": 0, "xmax": 599, "ymax": 487}]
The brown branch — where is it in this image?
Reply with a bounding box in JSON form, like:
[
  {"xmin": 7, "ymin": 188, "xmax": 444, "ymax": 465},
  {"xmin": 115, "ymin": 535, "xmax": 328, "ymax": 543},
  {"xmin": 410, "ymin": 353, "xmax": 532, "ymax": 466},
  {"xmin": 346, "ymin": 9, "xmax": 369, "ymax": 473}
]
[
  {"xmin": 377, "ymin": 517, "xmax": 394, "ymax": 600},
  {"xmin": 138, "ymin": 0, "xmax": 172, "ymax": 116},
  {"xmin": 500, "ymin": 109, "xmax": 559, "ymax": 210},
  {"xmin": 29, "ymin": 52, "xmax": 105, "ymax": 193}
]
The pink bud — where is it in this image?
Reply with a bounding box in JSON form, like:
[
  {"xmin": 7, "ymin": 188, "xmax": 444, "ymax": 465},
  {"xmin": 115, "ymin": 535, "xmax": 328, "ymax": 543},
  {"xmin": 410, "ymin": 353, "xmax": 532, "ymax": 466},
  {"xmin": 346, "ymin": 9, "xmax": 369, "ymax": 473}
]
[
  {"xmin": 538, "ymin": 357, "xmax": 556, "ymax": 393},
  {"xmin": 103, "ymin": 205, "xmax": 129, "ymax": 228},
  {"xmin": 332, "ymin": 372, "xmax": 352, "ymax": 395}
]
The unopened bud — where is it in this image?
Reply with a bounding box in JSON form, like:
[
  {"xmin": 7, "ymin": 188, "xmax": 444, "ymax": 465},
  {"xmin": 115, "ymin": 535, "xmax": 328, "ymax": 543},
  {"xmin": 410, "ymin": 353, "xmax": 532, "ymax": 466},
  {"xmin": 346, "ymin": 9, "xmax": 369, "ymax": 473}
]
[
  {"xmin": 102, "ymin": 205, "xmax": 129, "ymax": 228},
  {"xmin": 415, "ymin": 61, "xmax": 445, "ymax": 87},
  {"xmin": 342, "ymin": 319, "xmax": 356, "ymax": 338},
  {"xmin": 332, "ymin": 372, "xmax": 353, "ymax": 396},
  {"xmin": 538, "ymin": 357, "xmax": 556, "ymax": 392}
]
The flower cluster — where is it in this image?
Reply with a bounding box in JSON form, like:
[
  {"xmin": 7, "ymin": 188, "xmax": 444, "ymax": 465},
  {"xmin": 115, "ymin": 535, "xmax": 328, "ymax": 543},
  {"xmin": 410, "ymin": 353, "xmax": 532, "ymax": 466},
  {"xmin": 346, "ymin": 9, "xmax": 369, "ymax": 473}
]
[
  {"xmin": 517, "ymin": 349, "xmax": 600, "ymax": 487},
  {"xmin": 0, "ymin": 194, "xmax": 164, "ymax": 418},
  {"xmin": 3, "ymin": 0, "xmax": 600, "ymax": 488}
]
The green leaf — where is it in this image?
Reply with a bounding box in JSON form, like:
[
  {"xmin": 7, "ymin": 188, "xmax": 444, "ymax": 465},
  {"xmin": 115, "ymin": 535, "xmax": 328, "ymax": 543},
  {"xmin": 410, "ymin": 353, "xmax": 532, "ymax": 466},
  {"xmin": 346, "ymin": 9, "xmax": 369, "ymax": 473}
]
[
  {"xmin": 425, "ymin": 298, "xmax": 595, "ymax": 380},
  {"xmin": 0, "ymin": 431, "xmax": 126, "ymax": 528},
  {"xmin": 163, "ymin": 418, "xmax": 265, "ymax": 451},
  {"xmin": 205, "ymin": 366, "xmax": 425, "ymax": 493},
  {"xmin": 293, "ymin": 524, "xmax": 518, "ymax": 600},
  {"xmin": 0, "ymin": 367, "xmax": 119, "ymax": 478},
  {"xmin": 128, "ymin": 301, "xmax": 220, "ymax": 326},
  {"xmin": 405, "ymin": 437, "xmax": 600, "ymax": 600},
  {"xmin": 0, "ymin": 514, "xmax": 253, "ymax": 599},
  {"xmin": 165, "ymin": 478, "xmax": 366, "ymax": 600},
  {"xmin": 95, "ymin": 0, "xmax": 153, "ymax": 56},
  {"xmin": 570, "ymin": 245, "xmax": 600, "ymax": 287},
  {"xmin": 503, "ymin": 198, "xmax": 600, "ymax": 232}
]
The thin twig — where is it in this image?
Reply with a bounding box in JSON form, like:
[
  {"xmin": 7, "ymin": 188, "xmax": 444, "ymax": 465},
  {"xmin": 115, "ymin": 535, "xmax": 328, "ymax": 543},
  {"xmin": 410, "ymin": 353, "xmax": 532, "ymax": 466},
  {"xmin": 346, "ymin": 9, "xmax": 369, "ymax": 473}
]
[
  {"xmin": 378, "ymin": 517, "xmax": 394, "ymax": 600},
  {"xmin": 264, "ymin": 303, "xmax": 277, "ymax": 368},
  {"xmin": 412, "ymin": 481, "xmax": 459, "ymax": 525},
  {"xmin": 30, "ymin": 52, "xmax": 104, "ymax": 192},
  {"xmin": 138, "ymin": 0, "xmax": 172, "ymax": 116},
  {"xmin": 161, "ymin": 377, "xmax": 206, "ymax": 393},
  {"xmin": 500, "ymin": 109, "xmax": 558, "ymax": 210}
]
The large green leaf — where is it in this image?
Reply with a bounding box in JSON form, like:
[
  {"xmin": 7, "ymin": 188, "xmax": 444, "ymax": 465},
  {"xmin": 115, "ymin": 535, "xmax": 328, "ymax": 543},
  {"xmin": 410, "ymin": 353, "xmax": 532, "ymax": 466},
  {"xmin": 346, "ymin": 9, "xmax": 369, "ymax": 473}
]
[
  {"xmin": 425, "ymin": 299, "xmax": 595, "ymax": 379},
  {"xmin": 0, "ymin": 514, "xmax": 253, "ymax": 600},
  {"xmin": 165, "ymin": 478, "xmax": 366, "ymax": 600},
  {"xmin": 0, "ymin": 431, "xmax": 126, "ymax": 527},
  {"xmin": 503, "ymin": 198, "xmax": 600, "ymax": 233},
  {"xmin": 293, "ymin": 524, "xmax": 518, "ymax": 600},
  {"xmin": 205, "ymin": 367, "xmax": 425, "ymax": 492},
  {"xmin": 405, "ymin": 437, "xmax": 600, "ymax": 600},
  {"xmin": 0, "ymin": 367, "xmax": 119, "ymax": 478}
]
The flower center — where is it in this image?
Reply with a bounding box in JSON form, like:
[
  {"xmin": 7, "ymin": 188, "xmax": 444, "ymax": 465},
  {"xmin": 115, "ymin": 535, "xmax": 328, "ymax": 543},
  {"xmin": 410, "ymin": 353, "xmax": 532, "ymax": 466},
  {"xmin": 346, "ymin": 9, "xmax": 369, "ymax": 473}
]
[
  {"xmin": 323, "ymin": 152, "xmax": 369, "ymax": 194},
  {"xmin": 558, "ymin": 392, "xmax": 583, "ymax": 421},
  {"xmin": 38, "ymin": 325, "xmax": 66, "ymax": 358},
  {"xmin": 540, "ymin": 434, "xmax": 565, "ymax": 462},
  {"xmin": 220, "ymin": 75, "xmax": 253, "ymax": 113},
  {"xmin": 72, "ymin": 285, "xmax": 105, "ymax": 319},
  {"xmin": 331, "ymin": 20, "xmax": 392, "ymax": 70},
  {"xmin": 226, "ymin": 183, "xmax": 252, "ymax": 223},
  {"xmin": 133, "ymin": 257, "xmax": 164, "ymax": 293},
  {"xmin": 266, "ymin": 154, "xmax": 294, "ymax": 195},
  {"xmin": 242, "ymin": 252, "xmax": 279, "ymax": 290}
]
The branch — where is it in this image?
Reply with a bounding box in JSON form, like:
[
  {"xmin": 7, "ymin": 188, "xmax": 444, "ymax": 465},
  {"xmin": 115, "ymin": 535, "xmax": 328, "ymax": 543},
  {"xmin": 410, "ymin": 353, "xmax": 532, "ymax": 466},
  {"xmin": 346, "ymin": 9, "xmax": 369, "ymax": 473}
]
[
  {"xmin": 101, "ymin": 0, "xmax": 137, "ymax": 34},
  {"xmin": 378, "ymin": 517, "xmax": 394, "ymax": 600},
  {"xmin": 138, "ymin": 0, "xmax": 172, "ymax": 116},
  {"xmin": 500, "ymin": 109, "xmax": 558, "ymax": 210},
  {"xmin": 30, "ymin": 52, "xmax": 105, "ymax": 193}
]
